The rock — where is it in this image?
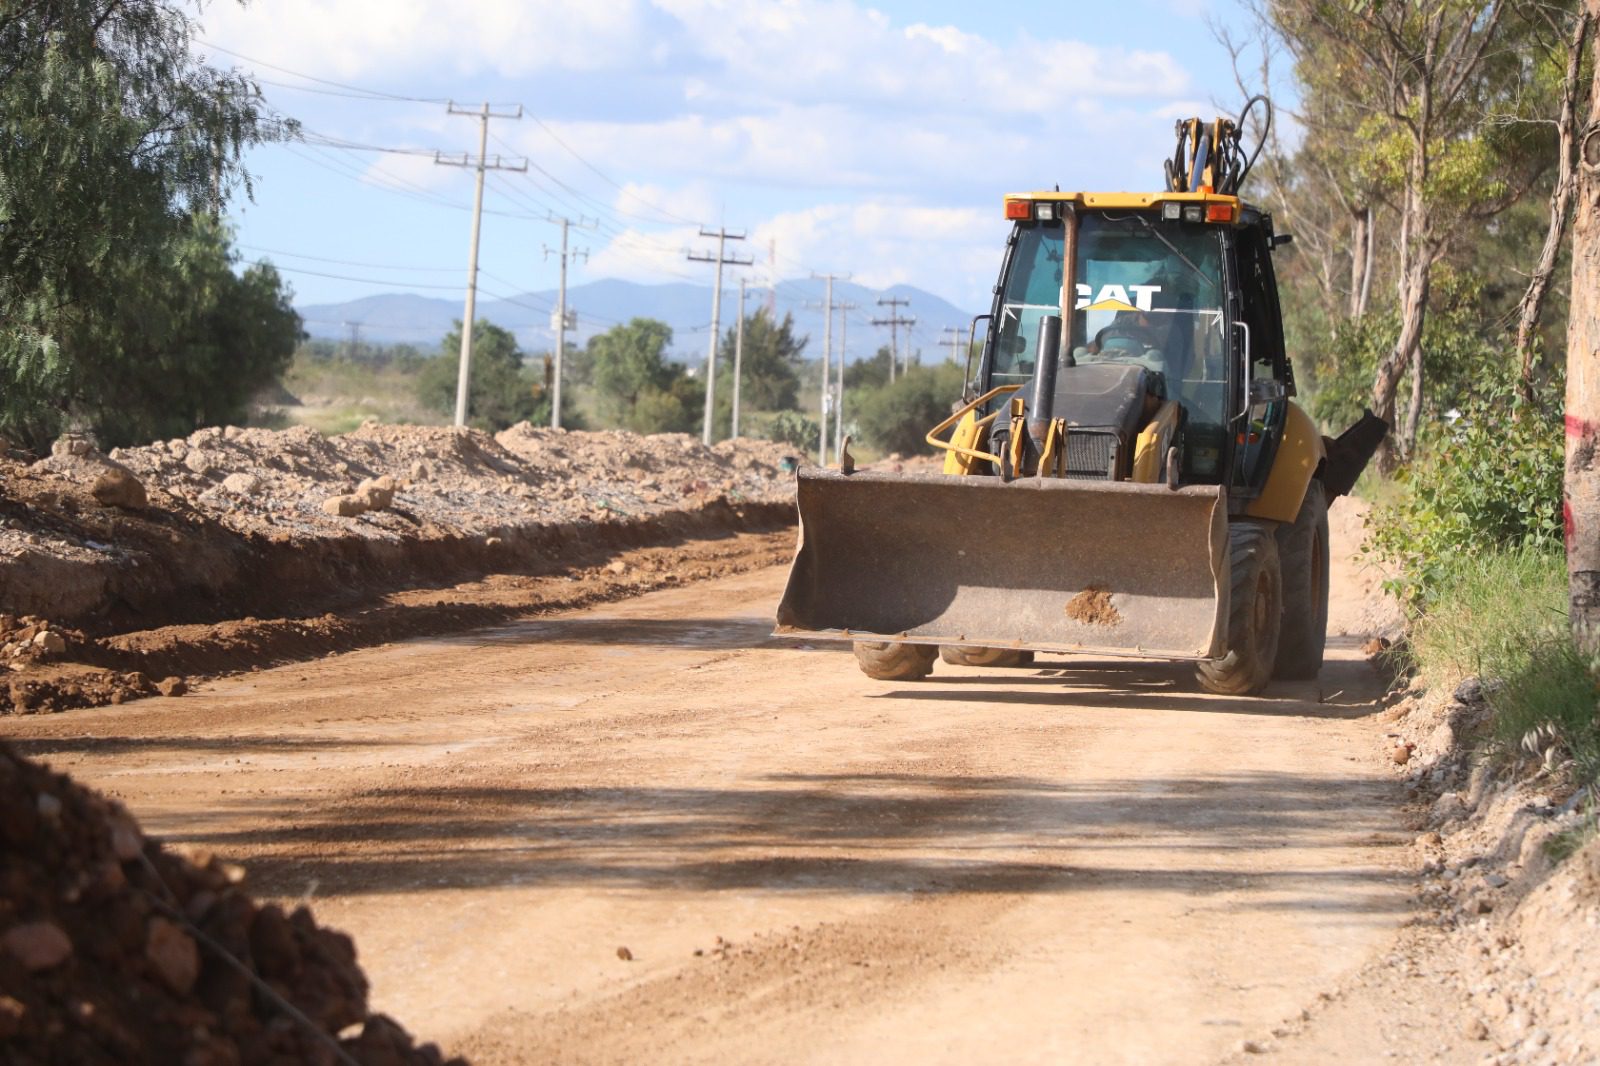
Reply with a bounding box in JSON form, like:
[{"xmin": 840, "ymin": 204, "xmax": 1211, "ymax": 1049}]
[
  {"xmin": 1454, "ymin": 676, "xmax": 1484, "ymax": 704},
  {"xmin": 606, "ymin": 560, "xmax": 627, "ymax": 575},
  {"xmin": 1417, "ymin": 831, "xmax": 1442, "ymax": 848},
  {"xmin": 91, "ymin": 468, "xmax": 147, "ymax": 510},
  {"xmin": 1432, "ymin": 791, "xmax": 1467, "ymax": 826},
  {"xmin": 322, "ymin": 494, "xmax": 369, "ymax": 518},
  {"xmin": 1239, "ymin": 1039, "xmax": 1266, "ymax": 1054},
  {"xmin": 183, "ymin": 450, "xmax": 218, "ymax": 476},
  {"xmin": 356, "ymin": 475, "xmax": 396, "ymax": 511},
  {"xmin": 33, "ymin": 630, "xmax": 65, "ymax": 655},
  {"xmin": 155, "ymin": 676, "xmax": 187, "ymax": 698},
  {"xmin": 2, "ymin": 921, "xmax": 72, "ymax": 971},
  {"xmin": 109, "ymin": 813, "xmax": 144, "ymax": 861},
  {"xmin": 145, "ymin": 917, "xmax": 200, "ymax": 995},
  {"xmin": 51, "ymin": 434, "xmax": 92, "ymax": 458},
  {"xmin": 1391, "ymin": 742, "xmax": 1414, "ymax": 765},
  {"xmin": 410, "ymin": 460, "xmax": 430, "ymax": 481},
  {"xmin": 616, "ymin": 946, "xmax": 633, "ymax": 961},
  {"xmin": 36, "ymin": 792, "xmax": 62, "ymax": 821},
  {"xmin": 0, "ymin": 995, "xmax": 23, "ymax": 1040},
  {"xmin": 1485, "ymin": 872, "xmax": 1509, "ymax": 889},
  {"xmin": 1464, "ymin": 1017, "xmax": 1489, "ymax": 1041},
  {"xmin": 221, "ymin": 472, "xmax": 261, "ymax": 495}
]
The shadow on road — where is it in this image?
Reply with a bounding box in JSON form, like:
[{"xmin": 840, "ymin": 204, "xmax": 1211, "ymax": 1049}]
[{"xmin": 174, "ymin": 766, "xmax": 1406, "ymax": 916}]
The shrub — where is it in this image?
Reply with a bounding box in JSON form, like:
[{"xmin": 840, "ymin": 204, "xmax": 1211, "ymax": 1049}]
[
  {"xmin": 1365, "ymin": 386, "xmax": 1562, "ymax": 604},
  {"xmin": 754, "ymin": 410, "xmax": 820, "ymax": 451},
  {"xmin": 852, "ymin": 362, "xmax": 966, "ymax": 456}
]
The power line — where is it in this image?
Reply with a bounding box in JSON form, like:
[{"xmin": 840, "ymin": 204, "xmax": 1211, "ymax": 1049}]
[
  {"xmin": 197, "ymin": 39, "xmax": 453, "ymax": 104},
  {"xmin": 239, "ymin": 244, "xmax": 461, "ymax": 274}
]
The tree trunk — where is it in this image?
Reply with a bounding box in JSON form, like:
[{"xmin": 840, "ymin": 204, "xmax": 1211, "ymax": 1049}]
[
  {"xmin": 1372, "ymin": 223, "xmax": 1430, "ymax": 471},
  {"xmin": 1568, "ymin": 0, "xmax": 1600, "ymax": 655},
  {"xmin": 1357, "ymin": 205, "xmax": 1374, "ymax": 318},
  {"xmin": 1348, "ymin": 207, "xmax": 1372, "ymax": 318},
  {"xmin": 1519, "ymin": 11, "xmax": 1590, "ymax": 403},
  {"xmin": 1403, "ymin": 343, "xmax": 1424, "ymax": 457}
]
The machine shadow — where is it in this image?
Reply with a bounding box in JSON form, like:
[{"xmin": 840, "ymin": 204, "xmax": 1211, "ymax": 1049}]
[
  {"xmin": 440, "ymin": 616, "xmax": 848, "ymax": 654},
  {"xmin": 186, "ymin": 767, "xmax": 1409, "ymax": 918}
]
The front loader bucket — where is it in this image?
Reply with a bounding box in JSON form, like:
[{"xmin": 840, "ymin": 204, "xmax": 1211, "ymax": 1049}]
[{"xmin": 776, "ymin": 469, "xmax": 1228, "ymax": 660}]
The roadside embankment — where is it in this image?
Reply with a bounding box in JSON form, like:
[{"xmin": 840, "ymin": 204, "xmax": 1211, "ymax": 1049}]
[
  {"xmin": 0, "ymin": 423, "xmax": 803, "ymax": 713},
  {"xmin": 1371, "ymin": 548, "xmax": 1599, "ymax": 1064}
]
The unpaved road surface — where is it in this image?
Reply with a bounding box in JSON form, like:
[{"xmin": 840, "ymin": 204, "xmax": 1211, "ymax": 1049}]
[{"xmin": 4, "ymin": 514, "xmax": 1453, "ymax": 1064}]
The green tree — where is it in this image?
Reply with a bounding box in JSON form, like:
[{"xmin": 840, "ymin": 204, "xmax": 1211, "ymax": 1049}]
[
  {"xmin": 844, "ymin": 346, "xmax": 894, "ymax": 390},
  {"xmin": 585, "ymin": 318, "xmax": 702, "ymax": 434},
  {"xmin": 0, "ymin": 0, "xmax": 290, "ymax": 449},
  {"xmin": 417, "ymin": 321, "xmax": 545, "ymax": 431},
  {"xmin": 716, "ymin": 309, "xmax": 806, "ymax": 412},
  {"xmin": 853, "ymin": 362, "xmax": 966, "ymax": 456}
]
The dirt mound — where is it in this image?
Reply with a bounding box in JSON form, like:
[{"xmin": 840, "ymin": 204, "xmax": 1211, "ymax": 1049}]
[
  {"xmin": 0, "ymin": 740, "xmax": 461, "ymax": 1064},
  {"xmin": 0, "ymin": 421, "xmax": 799, "ymax": 641}
]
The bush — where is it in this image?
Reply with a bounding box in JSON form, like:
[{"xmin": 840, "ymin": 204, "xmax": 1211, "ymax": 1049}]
[
  {"xmin": 852, "ymin": 362, "xmax": 966, "ymax": 456},
  {"xmin": 754, "ymin": 410, "xmax": 820, "ymax": 451},
  {"xmin": 1366, "ymin": 387, "xmax": 1562, "ymax": 604},
  {"xmin": 1405, "ymin": 549, "xmax": 1599, "ymax": 790}
]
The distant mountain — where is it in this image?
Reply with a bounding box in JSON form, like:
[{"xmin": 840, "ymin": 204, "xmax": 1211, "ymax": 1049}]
[{"xmin": 297, "ymin": 278, "xmax": 982, "ymax": 366}]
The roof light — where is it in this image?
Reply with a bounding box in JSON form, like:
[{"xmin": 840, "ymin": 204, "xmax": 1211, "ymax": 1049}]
[
  {"xmin": 1206, "ymin": 202, "xmax": 1235, "ymax": 223},
  {"xmin": 1005, "ymin": 199, "xmax": 1031, "ymax": 220},
  {"xmin": 1182, "ymin": 206, "xmax": 1204, "ymax": 223},
  {"xmin": 1035, "ymin": 202, "xmax": 1057, "ymax": 221},
  {"xmin": 1161, "ymin": 202, "xmax": 1181, "ymax": 221}
]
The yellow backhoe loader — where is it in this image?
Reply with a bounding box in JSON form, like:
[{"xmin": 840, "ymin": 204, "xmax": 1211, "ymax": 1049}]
[{"xmin": 775, "ymin": 101, "xmax": 1387, "ymax": 696}]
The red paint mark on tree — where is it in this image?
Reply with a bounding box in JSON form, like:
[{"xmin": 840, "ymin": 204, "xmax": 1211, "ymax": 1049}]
[{"xmin": 1567, "ymin": 414, "xmax": 1600, "ymax": 438}]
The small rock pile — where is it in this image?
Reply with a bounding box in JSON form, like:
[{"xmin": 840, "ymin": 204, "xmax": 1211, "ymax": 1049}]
[{"xmin": 0, "ymin": 742, "xmax": 461, "ymax": 1064}]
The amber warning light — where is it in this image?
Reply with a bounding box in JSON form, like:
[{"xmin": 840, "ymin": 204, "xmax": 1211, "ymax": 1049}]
[{"xmin": 1004, "ymin": 199, "xmax": 1031, "ymax": 220}]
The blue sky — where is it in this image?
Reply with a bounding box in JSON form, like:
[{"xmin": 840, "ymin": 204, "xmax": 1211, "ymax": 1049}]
[{"xmin": 200, "ymin": 0, "xmax": 1269, "ymax": 330}]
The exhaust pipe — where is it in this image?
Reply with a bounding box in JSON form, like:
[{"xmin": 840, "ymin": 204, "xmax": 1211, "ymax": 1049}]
[{"xmin": 1025, "ymin": 314, "xmax": 1063, "ymax": 462}]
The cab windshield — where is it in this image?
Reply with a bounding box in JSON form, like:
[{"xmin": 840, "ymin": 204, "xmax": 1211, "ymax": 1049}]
[{"xmin": 991, "ymin": 210, "xmax": 1230, "ymax": 478}]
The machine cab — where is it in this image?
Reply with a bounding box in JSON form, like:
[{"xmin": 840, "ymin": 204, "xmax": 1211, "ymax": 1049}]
[{"xmin": 977, "ymin": 193, "xmax": 1290, "ymax": 498}]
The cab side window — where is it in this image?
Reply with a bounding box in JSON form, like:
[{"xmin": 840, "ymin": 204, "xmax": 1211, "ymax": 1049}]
[{"xmin": 1232, "ymin": 225, "xmax": 1287, "ymax": 491}]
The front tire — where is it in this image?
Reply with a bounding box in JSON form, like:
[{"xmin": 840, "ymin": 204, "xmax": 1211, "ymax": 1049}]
[
  {"xmin": 854, "ymin": 641, "xmax": 937, "ymax": 681},
  {"xmin": 1274, "ymin": 481, "xmax": 1330, "ymax": 680},
  {"xmin": 939, "ymin": 646, "xmax": 1035, "ymax": 668},
  {"xmin": 1197, "ymin": 522, "xmax": 1282, "ymax": 696}
]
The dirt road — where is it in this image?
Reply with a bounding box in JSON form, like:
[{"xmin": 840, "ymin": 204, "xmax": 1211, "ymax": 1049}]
[{"xmin": 3, "ymin": 513, "xmax": 1454, "ymax": 1064}]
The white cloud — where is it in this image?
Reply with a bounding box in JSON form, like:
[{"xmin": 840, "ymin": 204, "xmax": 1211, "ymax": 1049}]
[{"xmin": 198, "ymin": 0, "xmax": 669, "ymax": 80}]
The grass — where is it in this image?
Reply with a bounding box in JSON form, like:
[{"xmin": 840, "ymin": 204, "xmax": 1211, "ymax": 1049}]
[
  {"xmin": 262, "ymin": 352, "xmax": 439, "ymax": 436},
  {"xmin": 1406, "ymin": 548, "xmax": 1600, "ymax": 789}
]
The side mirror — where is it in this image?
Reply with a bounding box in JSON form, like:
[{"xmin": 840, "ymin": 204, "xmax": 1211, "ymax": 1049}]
[{"xmin": 1269, "ymin": 233, "xmax": 1294, "ymax": 249}]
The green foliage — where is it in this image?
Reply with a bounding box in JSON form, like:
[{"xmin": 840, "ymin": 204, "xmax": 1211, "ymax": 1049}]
[
  {"xmin": 852, "ymin": 362, "xmax": 966, "ymax": 456},
  {"xmin": 1404, "ymin": 549, "xmax": 1600, "ymax": 792},
  {"xmin": 584, "ymin": 318, "xmax": 701, "ymax": 434},
  {"xmin": 717, "ymin": 310, "xmax": 806, "ymax": 414},
  {"xmin": 0, "ymin": 0, "xmax": 292, "ymax": 449},
  {"xmin": 416, "ymin": 321, "xmax": 570, "ymax": 432},
  {"xmin": 844, "ymin": 346, "xmax": 894, "ymax": 390},
  {"xmin": 1366, "ymin": 388, "xmax": 1563, "ymax": 603},
  {"xmin": 754, "ymin": 410, "xmax": 820, "ymax": 450}
]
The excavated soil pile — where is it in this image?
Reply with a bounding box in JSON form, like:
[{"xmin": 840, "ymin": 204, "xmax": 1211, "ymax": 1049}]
[{"xmin": 0, "ymin": 740, "xmax": 461, "ymax": 1065}]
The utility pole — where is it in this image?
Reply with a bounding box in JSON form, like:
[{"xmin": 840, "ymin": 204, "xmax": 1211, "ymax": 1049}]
[
  {"xmin": 834, "ymin": 301, "xmax": 859, "ymax": 459},
  {"xmin": 544, "ymin": 215, "xmax": 592, "ymax": 429},
  {"xmin": 941, "ymin": 325, "xmax": 965, "ymax": 364},
  {"xmin": 732, "ymin": 277, "xmax": 748, "ymax": 439},
  {"xmin": 767, "ymin": 238, "xmax": 778, "ymax": 316},
  {"xmin": 343, "ymin": 321, "xmax": 362, "ymax": 361},
  {"xmin": 437, "ymin": 102, "xmax": 526, "ymax": 427},
  {"xmin": 687, "ymin": 228, "xmax": 753, "ymax": 445},
  {"xmin": 809, "ymin": 273, "xmax": 849, "ymax": 465},
  {"xmin": 873, "ymin": 296, "xmax": 914, "ymax": 383}
]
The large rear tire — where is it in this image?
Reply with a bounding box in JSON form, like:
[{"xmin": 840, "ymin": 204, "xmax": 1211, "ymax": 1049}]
[
  {"xmin": 1274, "ymin": 481, "xmax": 1330, "ymax": 680},
  {"xmin": 939, "ymin": 646, "xmax": 1035, "ymax": 668},
  {"xmin": 853, "ymin": 641, "xmax": 938, "ymax": 681},
  {"xmin": 1197, "ymin": 522, "xmax": 1282, "ymax": 696}
]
